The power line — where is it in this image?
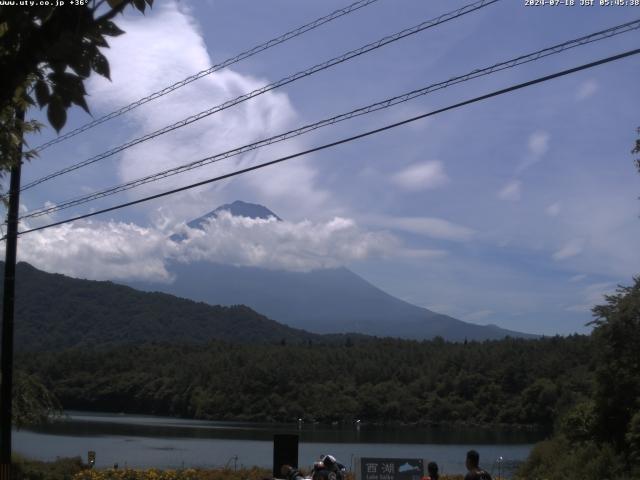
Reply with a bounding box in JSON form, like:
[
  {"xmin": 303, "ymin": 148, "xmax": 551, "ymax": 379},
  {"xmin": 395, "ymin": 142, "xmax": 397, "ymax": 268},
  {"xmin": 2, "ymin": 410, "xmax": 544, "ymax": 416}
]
[
  {"xmin": 12, "ymin": 48, "xmax": 640, "ymax": 239},
  {"xmin": 19, "ymin": 19, "xmax": 640, "ymax": 221},
  {"xmin": 19, "ymin": 0, "xmax": 500, "ymax": 194},
  {"xmin": 31, "ymin": 0, "xmax": 382, "ymax": 153}
]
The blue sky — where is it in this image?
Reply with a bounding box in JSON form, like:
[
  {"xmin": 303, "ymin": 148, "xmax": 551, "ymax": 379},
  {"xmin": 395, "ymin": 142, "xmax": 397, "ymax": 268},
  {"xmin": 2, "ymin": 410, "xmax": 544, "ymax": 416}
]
[{"xmin": 5, "ymin": 0, "xmax": 640, "ymax": 335}]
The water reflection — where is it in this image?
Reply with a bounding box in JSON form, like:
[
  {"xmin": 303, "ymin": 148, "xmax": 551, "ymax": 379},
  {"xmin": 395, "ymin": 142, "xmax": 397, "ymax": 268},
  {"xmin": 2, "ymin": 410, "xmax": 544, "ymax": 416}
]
[
  {"xmin": 15, "ymin": 411, "xmax": 547, "ymax": 477},
  {"xmin": 27, "ymin": 411, "xmax": 545, "ymax": 445}
]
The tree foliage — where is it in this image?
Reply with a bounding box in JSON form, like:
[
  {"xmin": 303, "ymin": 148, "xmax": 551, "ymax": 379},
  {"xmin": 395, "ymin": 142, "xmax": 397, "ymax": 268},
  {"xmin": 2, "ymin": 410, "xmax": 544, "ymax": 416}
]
[
  {"xmin": 1, "ymin": 262, "xmax": 325, "ymax": 351},
  {"xmin": 12, "ymin": 370, "xmax": 61, "ymax": 428},
  {"xmin": 590, "ymin": 277, "xmax": 640, "ymax": 451},
  {"xmin": 0, "ymin": 0, "xmax": 153, "ymax": 176},
  {"xmin": 518, "ymin": 278, "xmax": 640, "ymax": 479},
  {"xmin": 0, "ymin": 0, "xmax": 152, "ymax": 425},
  {"xmin": 19, "ymin": 335, "xmax": 593, "ymax": 429}
]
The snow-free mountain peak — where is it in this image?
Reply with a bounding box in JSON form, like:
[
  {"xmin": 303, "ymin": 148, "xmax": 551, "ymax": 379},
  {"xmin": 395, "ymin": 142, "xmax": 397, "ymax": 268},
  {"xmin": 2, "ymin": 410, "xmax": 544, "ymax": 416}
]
[
  {"xmin": 190, "ymin": 200, "xmax": 281, "ymax": 227},
  {"xmin": 171, "ymin": 201, "xmax": 281, "ymax": 242}
]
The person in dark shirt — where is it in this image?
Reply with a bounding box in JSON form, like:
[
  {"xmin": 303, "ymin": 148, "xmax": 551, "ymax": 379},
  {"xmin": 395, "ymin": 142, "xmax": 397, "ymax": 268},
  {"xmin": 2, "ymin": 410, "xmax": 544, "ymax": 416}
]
[
  {"xmin": 424, "ymin": 461, "xmax": 439, "ymax": 480},
  {"xmin": 464, "ymin": 450, "xmax": 491, "ymax": 480}
]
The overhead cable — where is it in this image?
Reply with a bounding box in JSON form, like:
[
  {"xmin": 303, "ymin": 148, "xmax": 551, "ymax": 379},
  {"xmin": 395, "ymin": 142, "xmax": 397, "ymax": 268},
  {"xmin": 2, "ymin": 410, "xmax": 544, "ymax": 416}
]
[
  {"xmin": 11, "ymin": 47, "xmax": 640, "ymax": 239},
  {"xmin": 19, "ymin": 0, "xmax": 500, "ymax": 193},
  {"xmin": 19, "ymin": 19, "xmax": 640, "ymax": 221},
  {"xmin": 32, "ymin": 0, "xmax": 382, "ymax": 152}
]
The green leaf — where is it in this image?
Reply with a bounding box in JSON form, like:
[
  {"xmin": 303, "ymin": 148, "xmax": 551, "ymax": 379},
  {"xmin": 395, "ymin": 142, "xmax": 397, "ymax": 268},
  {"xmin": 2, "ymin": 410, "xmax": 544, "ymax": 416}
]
[
  {"xmin": 99, "ymin": 20, "xmax": 125, "ymax": 37},
  {"xmin": 73, "ymin": 93, "xmax": 90, "ymax": 114},
  {"xmin": 49, "ymin": 61, "xmax": 66, "ymax": 74},
  {"xmin": 50, "ymin": 72, "xmax": 86, "ymax": 94},
  {"xmin": 23, "ymin": 93, "xmax": 35, "ymax": 107},
  {"xmin": 132, "ymin": 0, "xmax": 146, "ymax": 12},
  {"xmin": 86, "ymin": 32, "xmax": 109, "ymax": 48},
  {"xmin": 91, "ymin": 51, "xmax": 110, "ymax": 79},
  {"xmin": 69, "ymin": 49, "xmax": 91, "ymax": 78},
  {"xmin": 107, "ymin": 0, "xmax": 127, "ymax": 8},
  {"xmin": 47, "ymin": 96, "xmax": 67, "ymax": 133},
  {"xmin": 52, "ymin": 74, "xmax": 89, "ymax": 113},
  {"xmin": 34, "ymin": 80, "xmax": 50, "ymax": 107},
  {"xmin": 47, "ymin": 34, "xmax": 74, "ymax": 62}
]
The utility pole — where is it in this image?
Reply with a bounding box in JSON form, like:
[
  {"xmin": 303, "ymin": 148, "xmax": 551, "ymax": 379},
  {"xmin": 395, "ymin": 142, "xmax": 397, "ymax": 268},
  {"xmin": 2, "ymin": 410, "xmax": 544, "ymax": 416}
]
[{"xmin": 0, "ymin": 108, "xmax": 24, "ymax": 480}]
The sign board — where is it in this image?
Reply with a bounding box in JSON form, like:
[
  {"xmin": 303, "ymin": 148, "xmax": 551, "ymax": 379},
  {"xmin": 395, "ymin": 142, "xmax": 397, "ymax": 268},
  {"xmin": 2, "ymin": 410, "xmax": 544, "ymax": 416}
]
[
  {"xmin": 273, "ymin": 434, "xmax": 299, "ymax": 478},
  {"xmin": 357, "ymin": 458, "xmax": 424, "ymax": 480}
]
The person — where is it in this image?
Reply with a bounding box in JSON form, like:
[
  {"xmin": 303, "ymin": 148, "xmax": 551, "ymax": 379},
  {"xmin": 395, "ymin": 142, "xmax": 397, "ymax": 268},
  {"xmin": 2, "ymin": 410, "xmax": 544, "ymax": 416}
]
[
  {"xmin": 312, "ymin": 454, "xmax": 346, "ymax": 480},
  {"xmin": 464, "ymin": 450, "xmax": 491, "ymax": 480},
  {"xmin": 422, "ymin": 461, "xmax": 439, "ymax": 480},
  {"xmin": 281, "ymin": 464, "xmax": 304, "ymax": 480}
]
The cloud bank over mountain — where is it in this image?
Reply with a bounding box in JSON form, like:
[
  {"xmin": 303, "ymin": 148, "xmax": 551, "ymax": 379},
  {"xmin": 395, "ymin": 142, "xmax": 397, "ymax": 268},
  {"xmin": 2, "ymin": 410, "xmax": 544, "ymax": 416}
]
[{"xmin": 9, "ymin": 209, "xmax": 403, "ymax": 281}]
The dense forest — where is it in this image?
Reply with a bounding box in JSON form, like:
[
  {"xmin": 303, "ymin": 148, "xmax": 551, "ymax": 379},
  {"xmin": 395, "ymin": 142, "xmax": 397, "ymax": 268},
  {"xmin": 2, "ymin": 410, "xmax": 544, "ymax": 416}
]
[
  {"xmin": 18, "ymin": 277, "xmax": 640, "ymax": 480},
  {"xmin": 17, "ymin": 277, "xmax": 639, "ymax": 479},
  {"xmin": 20, "ymin": 334, "xmax": 592, "ymax": 429}
]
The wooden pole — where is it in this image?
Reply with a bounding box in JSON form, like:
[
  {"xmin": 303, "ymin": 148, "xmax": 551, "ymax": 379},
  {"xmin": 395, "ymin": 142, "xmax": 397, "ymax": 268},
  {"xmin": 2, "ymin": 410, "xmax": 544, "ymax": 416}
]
[{"xmin": 0, "ymin": 108, "xmax": 24, "ymax": 478}]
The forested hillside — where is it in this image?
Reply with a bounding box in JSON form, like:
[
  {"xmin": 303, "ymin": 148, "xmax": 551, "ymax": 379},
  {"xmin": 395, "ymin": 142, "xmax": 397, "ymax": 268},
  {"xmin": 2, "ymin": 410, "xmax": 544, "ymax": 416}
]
[
  {"xmin": 21, "ymin": 335, "xmax": 592, "ymax": 428},
  {"xmin": 518, "ymin": 277, "xmax": 640, "ymax": 479},
  {"xmin": 2, "ymin": 262, "xmax": 324, "ymax": 350}
]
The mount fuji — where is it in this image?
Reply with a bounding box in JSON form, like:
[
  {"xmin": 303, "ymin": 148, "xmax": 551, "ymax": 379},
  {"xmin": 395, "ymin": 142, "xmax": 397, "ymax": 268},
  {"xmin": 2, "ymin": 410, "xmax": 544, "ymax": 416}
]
[{"xmin": 127, "ymin": 201, "xmax": 536, "ymax": 341}]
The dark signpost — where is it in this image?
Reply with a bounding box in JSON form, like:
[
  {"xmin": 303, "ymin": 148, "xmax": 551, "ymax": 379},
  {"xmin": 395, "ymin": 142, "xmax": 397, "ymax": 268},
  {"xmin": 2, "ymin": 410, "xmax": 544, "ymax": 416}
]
[
  {"xmin": 88, "ymin": 451, "xmax": 96, "ymax": 468},
  {"xmin": 273, "ymin": 434, "xmax": 299, "ymax": 478},
  {"xmin": 359, "ymin": 458, "xmax": 424, "ymax": 480}
]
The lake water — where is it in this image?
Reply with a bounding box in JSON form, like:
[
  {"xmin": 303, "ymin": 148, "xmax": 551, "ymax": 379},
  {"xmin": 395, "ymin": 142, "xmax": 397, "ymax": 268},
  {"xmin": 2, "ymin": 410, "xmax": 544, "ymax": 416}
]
[{"xmin": 15, "ymin": 411, "xmax": 546, "ymax": 478}]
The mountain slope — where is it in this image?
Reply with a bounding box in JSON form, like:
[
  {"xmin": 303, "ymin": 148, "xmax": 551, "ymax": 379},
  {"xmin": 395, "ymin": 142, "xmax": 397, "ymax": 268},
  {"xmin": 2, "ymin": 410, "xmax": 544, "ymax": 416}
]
[
  {"xmin": 188, "ymin": 200, "xmax": 282, "ymax": 224},
  {"xmin": 131, "ymin": 261, "xmax": 534, "ymax": 341},
  {"xmin": 130, "ymin": 201, "xmax": 536, "ymax": 341},
  {"xmin": 1, "ymin": 262, "xmax": 323, "ymax": 351}
]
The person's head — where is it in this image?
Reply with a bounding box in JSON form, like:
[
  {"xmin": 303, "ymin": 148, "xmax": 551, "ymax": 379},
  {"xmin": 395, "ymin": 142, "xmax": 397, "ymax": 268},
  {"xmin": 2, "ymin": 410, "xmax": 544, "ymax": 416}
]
[
  {"xmin": 321, "ymin": 454, "xmax": 338, "ymax": 471},
  {"xmin": 427, "ymin": 462, "xmax": 438, "ymax": 479},
  {"xmin": 466, "ymin": 450, "xmax": 480, "ymax": 470}
]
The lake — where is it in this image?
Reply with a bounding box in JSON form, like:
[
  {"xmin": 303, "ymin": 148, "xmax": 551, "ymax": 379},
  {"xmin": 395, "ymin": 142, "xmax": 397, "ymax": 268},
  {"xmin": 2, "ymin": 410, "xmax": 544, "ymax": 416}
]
[{"xmin": 15, "ymin": 411, "xmax": 546, "ymax": 478}]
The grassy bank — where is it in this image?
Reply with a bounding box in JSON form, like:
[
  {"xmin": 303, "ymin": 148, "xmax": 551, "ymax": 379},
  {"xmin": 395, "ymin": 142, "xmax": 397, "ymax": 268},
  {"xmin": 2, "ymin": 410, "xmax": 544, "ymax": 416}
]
[
  {"xmin": 12, "ymin": 458, "xmax": 466, "ymax": 480},
  {"xmin": 73, "ymin": 469, "xmax": 464, "ymax": 480}
]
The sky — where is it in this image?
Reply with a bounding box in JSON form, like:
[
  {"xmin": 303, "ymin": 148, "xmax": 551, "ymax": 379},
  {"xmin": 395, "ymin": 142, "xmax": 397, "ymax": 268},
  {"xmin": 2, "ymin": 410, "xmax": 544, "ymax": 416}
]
[{"xmin": 4, "ymin": 0, "xmax": 640, "ymax": 336}]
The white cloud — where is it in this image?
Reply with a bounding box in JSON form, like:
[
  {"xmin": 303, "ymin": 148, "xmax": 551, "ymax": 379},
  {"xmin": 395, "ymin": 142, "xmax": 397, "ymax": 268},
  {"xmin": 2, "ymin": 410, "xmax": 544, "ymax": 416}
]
[
  {"xmin": 516, "ymin": 130, "xmax": 551, "ymax": 175},
  {"xmin": 368, "ymin": 216, "xmax": 475, "ymax": 241},
  {"xmin": 528, "ymin": 131, "xmax": 550, "ymax": 156},
  {"xmin": 5, "ymin": 211, "xmax": 406, "ymax": 279},
  {"xmin": 395, "ymin": 248, "xmax": 448, "ymax": 259},
  {"xmin": 173, "ymin": 211, "xmax": 398, "ymax": 271},
  {"xmin": 564, "ymin": 304, "xmax": 591, "ymax": 313},
  {"xmin": 546, "ymin": 202, "xmax": 561, "ymax": 217},
  {"xmin": 576, "ymin": 79, "xmax": 598, "ymax": 101},
  {"xmin": 584, "ymin": 282, "xmax": 616, "ymax": 305},
  {"xmin": 87, "ymin": 2, "xmax": 327, "ymax": 220},
  {"xmin": 553, "ymin": 238, "xmax": 585, "ymax": 260},
  {"xmin": 19, "ymin": 201, "xmax": 59, "ymax": 229},
  {"xmin": 565, "ymin": 282, "xmax": 615, "ymax": 313},
  {"xmin": 517, "ymin": 131, "xmax": 550, "ymax": 173},
  {"xmin": 498, "ymin": 180, "xmax": 521, "ymax": 201},
  {"xmin": 569, "ymin": 274, "xmax": 587, "ymax": 282},
  {"xmin": 11, "ymin": 220, "xmax": 172, "ymax": 282},
  {"xmin": 391, "ymin": 161, "xmax": 449, "ymax": 191}
]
